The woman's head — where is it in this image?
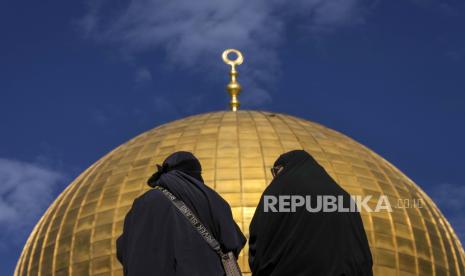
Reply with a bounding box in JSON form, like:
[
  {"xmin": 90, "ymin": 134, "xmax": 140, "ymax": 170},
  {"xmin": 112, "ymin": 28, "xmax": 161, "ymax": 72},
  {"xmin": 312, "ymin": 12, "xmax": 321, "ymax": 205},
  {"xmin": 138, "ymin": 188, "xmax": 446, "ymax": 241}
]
[
  {"xmin": 272, "ymin": 150, "xmax": 315, "ymax": 178},
  {"xmin": 147, "ymin": 151, "xmax": 203, "ymax": 187}
]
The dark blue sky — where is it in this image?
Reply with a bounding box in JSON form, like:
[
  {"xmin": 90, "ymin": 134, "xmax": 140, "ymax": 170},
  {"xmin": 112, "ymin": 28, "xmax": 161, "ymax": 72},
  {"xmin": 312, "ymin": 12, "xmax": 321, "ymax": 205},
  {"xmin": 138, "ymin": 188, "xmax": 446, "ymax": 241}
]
[{"xmin": 1, "ymin": 0, "xmax": 464, "ymax": 274}]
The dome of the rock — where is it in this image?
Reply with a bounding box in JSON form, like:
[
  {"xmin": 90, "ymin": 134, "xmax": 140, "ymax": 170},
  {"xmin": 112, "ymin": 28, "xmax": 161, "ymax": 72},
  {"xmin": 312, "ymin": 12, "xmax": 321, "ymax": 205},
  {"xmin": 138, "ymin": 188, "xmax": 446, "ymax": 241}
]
[{"xmin": 15, "ymin": 110, "xmax": 465, "ymax": 276}]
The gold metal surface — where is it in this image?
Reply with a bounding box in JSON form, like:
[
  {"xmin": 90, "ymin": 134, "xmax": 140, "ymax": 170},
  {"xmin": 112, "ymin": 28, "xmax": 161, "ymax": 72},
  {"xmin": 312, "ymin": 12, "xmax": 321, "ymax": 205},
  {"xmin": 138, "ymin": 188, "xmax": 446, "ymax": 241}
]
[
  {"xmin": 15, "ymin": 111, "xmax": 465, "ymax": 276},
  {"xmin": 222, "ymin": 49, "xmax": 243, "ymax": 111}
]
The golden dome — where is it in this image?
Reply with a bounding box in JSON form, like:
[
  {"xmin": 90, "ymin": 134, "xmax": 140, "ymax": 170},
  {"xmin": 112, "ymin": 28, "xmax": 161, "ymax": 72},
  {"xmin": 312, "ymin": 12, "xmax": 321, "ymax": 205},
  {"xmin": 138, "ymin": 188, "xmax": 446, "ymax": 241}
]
[{"xmin": 15, "ymin": 110, "xmax": 465, "ymax": 276}]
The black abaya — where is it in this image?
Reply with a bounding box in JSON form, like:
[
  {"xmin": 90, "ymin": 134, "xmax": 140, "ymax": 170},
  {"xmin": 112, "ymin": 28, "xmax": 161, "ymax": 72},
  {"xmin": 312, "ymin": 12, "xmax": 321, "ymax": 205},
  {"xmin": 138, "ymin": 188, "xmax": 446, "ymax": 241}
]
[
  {"xmin": 249, "ymin": 150, "xmax": 373, "ymax": 276},
  {"xmin": 117, "ymin": 151, "xmax": 246, "ymax": 276}
]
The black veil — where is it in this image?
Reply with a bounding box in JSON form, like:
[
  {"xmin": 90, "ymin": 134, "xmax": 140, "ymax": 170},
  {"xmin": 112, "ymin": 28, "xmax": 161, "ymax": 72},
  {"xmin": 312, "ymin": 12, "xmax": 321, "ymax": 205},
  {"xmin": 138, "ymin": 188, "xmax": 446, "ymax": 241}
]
[
  {"xmin": 148, "ymin": 151, "xmax": 246, "ymax": 256},
  {"xmin": 117, "ymin": 151, "xmax": 246, "ymax": 275},
  {"xmin": 249, "ymin": 150, "xmax": 372, "ymax": 276}
]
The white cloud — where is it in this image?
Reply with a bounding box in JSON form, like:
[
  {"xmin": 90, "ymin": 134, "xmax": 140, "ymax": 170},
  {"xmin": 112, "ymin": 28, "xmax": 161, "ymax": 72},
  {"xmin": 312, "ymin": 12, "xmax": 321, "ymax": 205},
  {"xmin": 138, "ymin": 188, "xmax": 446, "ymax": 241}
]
[
  {"xmin": 0, "ymin": 158, "xmax": 64, "ymax": 244},
  {"xmin": 135, "ymin": 67, "xmax": 153, "ymax": 83},
  {"xmin": 91, "ymin": 109, "xmax": 109, "ymax": 125},
  {"xmin": 78, "ymin": 0, "xmax": 365, "ymax": 106},
  {"xmin": 427, "ymin": 183, "xmax": 465, "ymax": 243}
]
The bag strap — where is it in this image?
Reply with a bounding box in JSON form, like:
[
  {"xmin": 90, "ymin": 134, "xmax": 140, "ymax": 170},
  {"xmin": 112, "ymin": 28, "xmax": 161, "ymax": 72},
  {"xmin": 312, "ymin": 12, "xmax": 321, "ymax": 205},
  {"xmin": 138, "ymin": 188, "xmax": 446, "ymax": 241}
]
[{"xmin": 154, "ymin": 186, "xmax": 227, "ymax": 259}]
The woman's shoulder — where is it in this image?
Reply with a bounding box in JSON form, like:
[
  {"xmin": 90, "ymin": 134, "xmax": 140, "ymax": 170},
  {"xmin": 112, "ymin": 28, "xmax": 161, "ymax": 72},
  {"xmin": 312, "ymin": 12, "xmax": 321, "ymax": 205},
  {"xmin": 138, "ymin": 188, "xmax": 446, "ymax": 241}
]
[{"xmin": 133, "ymin": 188, "xmax": 173, "ymax": 209}]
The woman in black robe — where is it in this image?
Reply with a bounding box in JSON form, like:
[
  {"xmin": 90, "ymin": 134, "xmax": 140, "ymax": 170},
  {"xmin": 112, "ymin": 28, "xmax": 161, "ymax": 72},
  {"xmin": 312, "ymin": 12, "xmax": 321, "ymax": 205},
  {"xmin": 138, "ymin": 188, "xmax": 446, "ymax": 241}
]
[
  {"xmin": 249, "ymin": 150, "xmax": 372, "ymax": 276},
  {"xmin": 117, "ymin": 151, "xmax": 246, "ymax": 276}
]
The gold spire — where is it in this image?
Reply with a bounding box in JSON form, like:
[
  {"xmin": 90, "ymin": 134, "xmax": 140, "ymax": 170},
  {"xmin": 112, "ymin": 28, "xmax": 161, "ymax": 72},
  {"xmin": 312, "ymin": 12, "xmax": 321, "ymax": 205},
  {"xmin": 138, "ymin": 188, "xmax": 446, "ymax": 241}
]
[{"xmin": 222, "ymin": 49, "xmax": 243, "ymax": 111}]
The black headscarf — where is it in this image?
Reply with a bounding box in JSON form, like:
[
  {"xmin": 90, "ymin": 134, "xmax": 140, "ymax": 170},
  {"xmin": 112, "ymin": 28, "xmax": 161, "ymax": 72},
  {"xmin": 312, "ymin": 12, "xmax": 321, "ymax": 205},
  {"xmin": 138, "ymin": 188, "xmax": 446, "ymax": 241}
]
[
  {"xmin": 147, "ymin": 151, "xmax": 204, "ymax": 185},
  {"xmin": 117, "ymin": 151, "xmax": 246, "ymax": 276},
  {"xmin": 249, "ymin": 150, "xmax": 373, "ymax": 276}
]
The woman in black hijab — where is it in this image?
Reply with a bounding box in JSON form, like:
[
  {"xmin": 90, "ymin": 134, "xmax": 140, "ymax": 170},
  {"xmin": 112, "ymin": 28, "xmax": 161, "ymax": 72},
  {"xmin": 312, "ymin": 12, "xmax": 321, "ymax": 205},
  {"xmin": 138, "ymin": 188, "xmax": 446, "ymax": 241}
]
[
  {"xmin": 117, "ymin": 151, "xmax": 246, "ymax": 276},
  {"xmin": 249, "ymin": 150, "xmax": 372, "ymax": 276}
]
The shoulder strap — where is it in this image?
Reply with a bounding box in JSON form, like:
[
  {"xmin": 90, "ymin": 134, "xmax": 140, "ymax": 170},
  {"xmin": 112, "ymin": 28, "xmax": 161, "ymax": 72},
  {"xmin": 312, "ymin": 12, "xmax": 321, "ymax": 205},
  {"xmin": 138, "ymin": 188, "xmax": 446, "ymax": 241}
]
[{"xmin": 154, "ymin": 186, "xmax": 226, "ymax": 259}]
